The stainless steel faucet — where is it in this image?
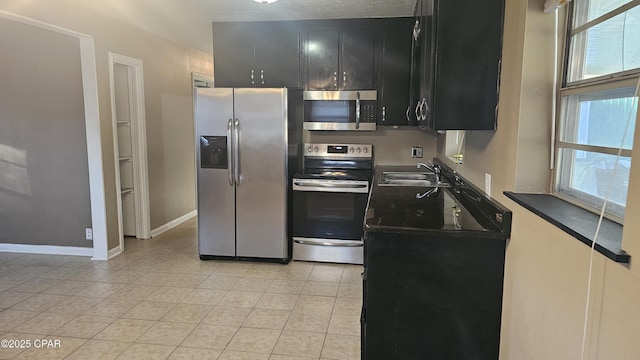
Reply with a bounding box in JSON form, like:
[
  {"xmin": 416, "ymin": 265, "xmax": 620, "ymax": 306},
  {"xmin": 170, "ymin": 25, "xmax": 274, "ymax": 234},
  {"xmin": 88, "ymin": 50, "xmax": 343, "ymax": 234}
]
[
  {"xmin": 416, "ymin": 187, "xmax": 439, "ymax": 199},
  {"xmin": 417, "ymin": 161, "xmax": 441, "ymax": 181}
]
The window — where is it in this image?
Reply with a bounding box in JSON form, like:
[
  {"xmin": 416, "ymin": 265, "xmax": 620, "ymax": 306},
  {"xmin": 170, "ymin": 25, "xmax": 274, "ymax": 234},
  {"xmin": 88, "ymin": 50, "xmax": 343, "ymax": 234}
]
[{"xmin": 555, "ymin": 0, "xmax": 640, "ymax": 223}]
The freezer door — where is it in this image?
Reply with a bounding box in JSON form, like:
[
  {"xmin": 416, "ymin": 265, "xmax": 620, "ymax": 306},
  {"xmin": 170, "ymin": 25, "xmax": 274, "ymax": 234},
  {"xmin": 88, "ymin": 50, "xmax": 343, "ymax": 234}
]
[
  {"xmin": 234, "ymin": 88, "xmax": 289, "ymax": 259},
  {"xmin": 195, "ymin": 88, "xmax": 236, "ymax": 257}
]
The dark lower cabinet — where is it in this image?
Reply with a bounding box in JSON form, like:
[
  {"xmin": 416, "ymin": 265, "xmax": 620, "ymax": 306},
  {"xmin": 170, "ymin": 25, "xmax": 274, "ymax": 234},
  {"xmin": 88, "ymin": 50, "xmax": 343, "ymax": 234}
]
[{"xmin": 362, "ymin": 232, "xmax": 506, "ymax": 360}]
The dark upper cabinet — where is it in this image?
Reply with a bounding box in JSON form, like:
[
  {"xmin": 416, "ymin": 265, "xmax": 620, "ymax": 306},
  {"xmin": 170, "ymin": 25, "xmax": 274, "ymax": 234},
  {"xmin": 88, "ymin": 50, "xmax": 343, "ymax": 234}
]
[
  {"xmin": 410, "ymin": 0, "xmax": 504, "ymax": 131},
  {"xmin": 432, "ymin": 0, "xmax": 504, "ymax": 130},
  {"xmin": 418, "ymin": 0, "xmax": 435, "ymax": 129},
  {"xmin": 212, "ymin": 22, "xmax": 255, "ymax": 88},
  {"xmin": 377, "ymin": 18, "xmax": 414, "ymax": 126},
  {"xmin": 411, "ymin": 0, "xmax": 436, "ymax": 129},
  {"xmin": 213, "ymin": 22, "xmax": 301, "ymax": 88},
  {"xmin": 340, "ymin": 29, "xmax": 376, "ymax": 90},
  {"xmin": 306, "ymin": 25, "xmax": 376, "ymax": 90},
  {"xmin": 255, "ymin": 23, "xmax": 301, "ymax": 87},
  {"xmin": 306, "ymin": 30, "xmax": 340, "ymax": 90}
]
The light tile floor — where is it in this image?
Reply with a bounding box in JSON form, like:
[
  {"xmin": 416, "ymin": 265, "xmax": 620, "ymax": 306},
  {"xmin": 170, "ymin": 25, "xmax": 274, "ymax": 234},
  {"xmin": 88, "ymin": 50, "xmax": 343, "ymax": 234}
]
[{"xmin": 0, "ymin": 219, "xmax": 362, "ymax": 360}]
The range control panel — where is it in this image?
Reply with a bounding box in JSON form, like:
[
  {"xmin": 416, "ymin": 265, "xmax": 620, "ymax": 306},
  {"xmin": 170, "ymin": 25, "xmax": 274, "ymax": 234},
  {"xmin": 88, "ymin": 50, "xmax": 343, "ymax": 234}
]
[{"xmin": 304, "ymin": 143, "xmax": 373, "ymax": 159}]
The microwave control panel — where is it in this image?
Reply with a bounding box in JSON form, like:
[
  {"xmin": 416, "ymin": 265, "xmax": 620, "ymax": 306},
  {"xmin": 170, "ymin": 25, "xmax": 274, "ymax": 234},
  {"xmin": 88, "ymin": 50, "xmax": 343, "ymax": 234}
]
[{"xmin": 361, "ymin": 103, "xmax": 376, "ymax": 122}]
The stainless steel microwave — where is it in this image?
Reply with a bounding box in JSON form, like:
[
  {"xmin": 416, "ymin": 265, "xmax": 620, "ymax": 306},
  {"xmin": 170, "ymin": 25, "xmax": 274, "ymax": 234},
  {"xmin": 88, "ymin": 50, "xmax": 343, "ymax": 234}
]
[{"xmin": 303, "ymin": 90, "xmax": 377, "ymax": 131}]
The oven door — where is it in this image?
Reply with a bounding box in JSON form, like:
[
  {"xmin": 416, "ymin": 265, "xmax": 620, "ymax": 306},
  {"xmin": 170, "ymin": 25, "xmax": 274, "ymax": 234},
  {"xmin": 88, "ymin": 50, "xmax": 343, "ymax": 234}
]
[{"xmin": 292, "ymin": 179, "xmax": 368, "ymax": 264}]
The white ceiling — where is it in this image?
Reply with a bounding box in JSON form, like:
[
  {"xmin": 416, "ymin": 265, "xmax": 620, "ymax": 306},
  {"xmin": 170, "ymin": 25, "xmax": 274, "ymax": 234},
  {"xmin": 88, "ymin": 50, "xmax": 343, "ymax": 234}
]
[{"xmin": 71, "ymin": 0, "xmax": 417, "ymax": 53}]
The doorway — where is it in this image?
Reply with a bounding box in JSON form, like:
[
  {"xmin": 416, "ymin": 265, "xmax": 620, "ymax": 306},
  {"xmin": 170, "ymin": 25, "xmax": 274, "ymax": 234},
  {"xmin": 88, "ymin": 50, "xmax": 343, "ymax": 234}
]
[{"xmin": 109, "ymin": 53, "xmax": 151, "ymax": 257}]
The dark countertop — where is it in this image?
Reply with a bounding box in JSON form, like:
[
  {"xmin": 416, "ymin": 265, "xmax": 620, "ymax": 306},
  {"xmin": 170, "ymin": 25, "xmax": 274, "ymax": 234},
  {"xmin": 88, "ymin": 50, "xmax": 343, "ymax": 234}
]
[
  {"xmin": 365, "ymin": 163, "xmax": 512, "ymax": 239},
  {"xmin": 504, "ymin": 192, "xmax": 629, "ymax": 263}
]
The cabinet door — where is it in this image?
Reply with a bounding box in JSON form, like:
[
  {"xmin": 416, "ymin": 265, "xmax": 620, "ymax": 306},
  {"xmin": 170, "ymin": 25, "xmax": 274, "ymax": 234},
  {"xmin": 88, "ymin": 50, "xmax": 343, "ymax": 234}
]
[
  {"xmin": 340, "ymin": 28, "xmax": 375, "ymax": 90},
  {"xmin": 306, "ymin": 30, "xmax": 340, "ymax": 90},
  {"xmin": 363, "ymin": 232, "xmax": 505, "ymax": 359},
  {"xmin": 378, "ymin": 18, "xmax": 413, "ymax": 126},
  {"xmin": 212, "ymin": 23, "xmax": 256, "ymax": 87},
  {"xmin": 418, "ymin": 0, "xmax": 435, "ymax": 129},
  {"xmin": 433, "ymin": 0, "xmax": 504, "ymax": 130},
  {"xmin": 408, "ymin": 14, "xmax": 423, "ymax": 126},
  {"xmin": 255, "ymin": 23, "xmax": 301, "ymax": 88}
]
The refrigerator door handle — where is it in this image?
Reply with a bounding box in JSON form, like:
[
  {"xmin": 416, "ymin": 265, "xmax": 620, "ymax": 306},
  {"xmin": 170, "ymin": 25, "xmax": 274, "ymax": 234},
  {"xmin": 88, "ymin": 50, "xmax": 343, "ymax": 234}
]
[
  {"xmin": 227, "ymin": 119, "xmax": 234, "ymax": 186},
  {"xmin": 234, "ymin": 118, "xmax": 240, "ymax": 185}
]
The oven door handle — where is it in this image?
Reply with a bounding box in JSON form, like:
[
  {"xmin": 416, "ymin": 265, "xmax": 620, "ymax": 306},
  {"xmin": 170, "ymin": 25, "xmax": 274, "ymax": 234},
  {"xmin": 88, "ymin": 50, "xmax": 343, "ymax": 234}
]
[
  {"xmin": 355, "ymin": 91, "xmax": 361, "ymax": 130},
  {"xmin": 293, "ymin": 181, "xmax": 369, "ymax": 193},
  {"xmin": 294, "ymin": 239, "xmax": 363, "ymax": 247}
]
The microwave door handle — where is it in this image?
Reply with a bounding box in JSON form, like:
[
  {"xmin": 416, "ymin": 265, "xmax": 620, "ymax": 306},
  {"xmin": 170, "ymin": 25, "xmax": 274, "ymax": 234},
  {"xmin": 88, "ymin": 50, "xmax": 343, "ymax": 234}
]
[
  {"xmin": 355, "ymin": 91, "xmax": 361, "ymax": 129},
  {"xmin": 227, "ymin": 119, "xmax": 234, "ymax": 185},
  {"xmin": 234, "ymin": 119, "xmax": 240, "ymax": 185}
]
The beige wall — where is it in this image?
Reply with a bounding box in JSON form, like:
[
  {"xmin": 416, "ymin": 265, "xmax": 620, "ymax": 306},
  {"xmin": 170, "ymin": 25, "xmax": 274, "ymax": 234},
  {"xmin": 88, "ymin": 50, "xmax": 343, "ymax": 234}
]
[
  {"xmin": 0, "ymin": 1, "xmax": 212, "ymax": 250},
  {"xmin": 436, "ymin": 0, "xmax": 640, "ymax": 358},
  {"xmin": 0, "ymin": 18, "xmax": 92, "ymax": 247}
]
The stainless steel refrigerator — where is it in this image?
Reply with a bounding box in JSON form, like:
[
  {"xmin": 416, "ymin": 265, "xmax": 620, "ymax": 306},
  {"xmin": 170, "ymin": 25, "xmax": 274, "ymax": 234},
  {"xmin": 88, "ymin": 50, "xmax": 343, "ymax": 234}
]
[{"xmin": 195, "ymin": 88, "xmax": 302, "ymax": 262}]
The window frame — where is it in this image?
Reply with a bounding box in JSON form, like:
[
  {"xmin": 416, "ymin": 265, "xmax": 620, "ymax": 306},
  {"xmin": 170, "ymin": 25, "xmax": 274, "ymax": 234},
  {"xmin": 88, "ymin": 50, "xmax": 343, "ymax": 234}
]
[{"xmin": 554, "ymin": 0, "xmax": 640, "ymax": 224}]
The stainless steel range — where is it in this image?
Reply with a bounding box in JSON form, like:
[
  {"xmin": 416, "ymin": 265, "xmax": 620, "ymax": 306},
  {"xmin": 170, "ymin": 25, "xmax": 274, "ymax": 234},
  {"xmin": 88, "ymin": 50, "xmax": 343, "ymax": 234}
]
[{"xmin": 292, "ymin": 143, "xmax": 373, "ymax": 265}]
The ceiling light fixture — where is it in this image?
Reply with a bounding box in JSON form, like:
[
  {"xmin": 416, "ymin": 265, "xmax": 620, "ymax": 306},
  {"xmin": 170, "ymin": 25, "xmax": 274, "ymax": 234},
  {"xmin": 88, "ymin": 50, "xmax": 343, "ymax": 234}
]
[{"xmin": 254, "ymin": 0, "xmax": 277, "ymax": 4}]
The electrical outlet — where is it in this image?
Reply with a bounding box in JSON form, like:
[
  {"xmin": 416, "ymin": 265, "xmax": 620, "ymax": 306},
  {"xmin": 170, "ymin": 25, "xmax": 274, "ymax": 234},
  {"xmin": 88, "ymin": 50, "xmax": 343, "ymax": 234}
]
[
  {"xmin": 484, "ymin": 173, "xmax": 492, "ymax": 197},
  {"xmin": 411, "ymin": 146, "xmax": 423, "ymax": 158},
  {"xmin": 85, "ymin": 228, "xmax": 93, "ymax": 240}
]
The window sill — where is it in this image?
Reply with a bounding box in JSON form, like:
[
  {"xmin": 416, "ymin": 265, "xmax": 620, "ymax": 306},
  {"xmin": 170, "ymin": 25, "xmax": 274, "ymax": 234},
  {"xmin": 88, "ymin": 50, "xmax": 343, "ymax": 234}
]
[{"xmin": 503, "ymin": 192, "xmax": 630, "ymax": 263}]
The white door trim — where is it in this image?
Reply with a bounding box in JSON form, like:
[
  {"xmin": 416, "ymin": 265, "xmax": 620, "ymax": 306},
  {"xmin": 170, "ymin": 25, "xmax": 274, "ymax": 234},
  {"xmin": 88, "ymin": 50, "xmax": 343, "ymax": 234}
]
[
  {"xmin": 108, "ymin": 53, "xmax": 151, "ymax": 253},
  {"xmin": 0, "ymin": 10, "xmax": 108, "ymax": 260}
]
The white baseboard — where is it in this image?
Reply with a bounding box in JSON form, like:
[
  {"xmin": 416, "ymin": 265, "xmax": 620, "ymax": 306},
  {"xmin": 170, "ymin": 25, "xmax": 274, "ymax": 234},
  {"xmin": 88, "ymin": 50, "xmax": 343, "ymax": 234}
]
[
  {"xmin": 0, "ymin": 243, "xmax": 94, "ymax": 257},
  {"xmin": 108, "ymin": 245, "xmax": 123, "ymax": 259},
  {"xmin": 150, "ymin": 210, "xmax": 197, "ymax": 238}
]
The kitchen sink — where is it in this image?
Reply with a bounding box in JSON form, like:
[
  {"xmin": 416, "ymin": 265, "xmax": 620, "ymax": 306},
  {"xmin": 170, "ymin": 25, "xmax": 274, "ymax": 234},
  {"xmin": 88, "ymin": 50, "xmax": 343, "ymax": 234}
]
[
  {"xmin": 378, "ymin": 172, "xmax": 449, "ymax": 187},
  {"xmin": 382, "ymin": 172, "xmax": 433, "ymax": 180}
]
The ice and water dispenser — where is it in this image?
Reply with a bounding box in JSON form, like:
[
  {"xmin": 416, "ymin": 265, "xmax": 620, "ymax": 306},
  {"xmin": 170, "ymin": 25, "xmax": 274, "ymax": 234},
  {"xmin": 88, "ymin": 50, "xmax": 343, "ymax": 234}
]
[{"xmin": 200, "ymin": 136, "xmax": 228, "ymax": 169}]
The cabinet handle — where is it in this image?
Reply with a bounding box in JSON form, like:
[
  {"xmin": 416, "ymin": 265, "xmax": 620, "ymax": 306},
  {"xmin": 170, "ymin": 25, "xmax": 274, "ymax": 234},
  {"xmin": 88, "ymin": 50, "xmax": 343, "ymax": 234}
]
[
  {"xmin": 333, "ymin": 72, "xmax": 337, "ymax": 89},
  {"xmin": 250, "ymin": 70, "xmax": 254, "ymax": 85},
  {"xmin": 419, "ymin": 98, "xmax": 428, "ymax": 121},
  {"xmin": 261, "ymin": 69, "xmax": 264, "ymax": 85},
  {"xmin": 343, "ymin": 71, "xmax": 347, "ymax": 84},
  {"xmin": 406, "ymin": 105, "xmax": 411, "ymax": 123},
  {"xmin": 382, "ymin": 106, "xmax": 386, "ymax": 122},
  {"xmin": 413, "ymin": 19, "xmax": 421, "ymax": 41},
  {"xmin": 415, "ymin": 100, "xmax": 421, "ymax": 122}
]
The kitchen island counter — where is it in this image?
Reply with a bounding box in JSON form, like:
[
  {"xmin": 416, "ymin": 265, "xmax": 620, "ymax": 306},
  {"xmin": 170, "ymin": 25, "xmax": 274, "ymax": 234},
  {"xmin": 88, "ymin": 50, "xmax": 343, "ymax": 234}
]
[{"xmin": 361, "ymin": 160, "xmax": 512, "ymax": 360}]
